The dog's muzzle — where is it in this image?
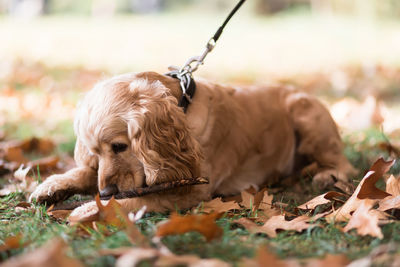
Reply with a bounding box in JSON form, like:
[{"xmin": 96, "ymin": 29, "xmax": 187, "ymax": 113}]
[{"xmin": 99, "ymin": 184, "xmax": 119, "ymax": 198}]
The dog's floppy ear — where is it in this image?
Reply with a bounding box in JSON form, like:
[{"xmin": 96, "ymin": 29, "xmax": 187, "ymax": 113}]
[{"xmin": 125, "ymin": 78, "xmax": 202, "ymax": 186}]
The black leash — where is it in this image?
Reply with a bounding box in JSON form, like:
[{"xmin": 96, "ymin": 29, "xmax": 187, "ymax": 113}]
[
  {"xmin": 96, "ymin": 1, "xmax": 247, "ymax": 201},
  {"xmin": 166, "ymin": 0, "xmax": 247, "ymax": 112}
]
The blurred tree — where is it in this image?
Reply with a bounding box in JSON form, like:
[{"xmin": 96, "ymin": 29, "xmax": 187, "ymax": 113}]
[
  {"xmin": 129, "ymin": 0, "xmax": 165, "ymax": 13},
  {"xmin": 6, "ymin": 0, "xmax": 46, "ymax": 17}
]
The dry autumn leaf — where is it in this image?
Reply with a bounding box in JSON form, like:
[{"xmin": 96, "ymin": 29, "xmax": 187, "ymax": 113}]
[
  {"xmin": 0, "ymin": 165, "xmax": 38, "ymax": 196},
  {"xmin": 47, "ymin": 205, "xmax": 71, "ymax": 221},
  {"xmin": 298, "ymin": 191, "xmax": 345, "ymax": 210},
  {"xmin": 3, "ymin": 146, "xmax": 28, "ymax": 164},
  {"xmin": 199, "ymin": 197, "xmax": 241, "ymax": 213},
  {"xmin": 386, "ymin": 174, "xmax": 400, "ymax": 196},
  {"xmin": 68, "ymin": 195, "xmax": 125, "ymax": 227},
  {"xmin": 378, "ymin": 175, "xmax": 400, "ymax": 211},
  {"xmin": 235, "ymin": 215, "xmax": 315, "ymax": 238},
  {"xmin": 258, "ymin": 190, "xmax": 274, "ymax": 210},
  {"xmin": 28, "ymin": 156, "xmax": 59, "ymax": 172},
  {"xmin": 156, "ymin": 212, "xmax": 223, "ymax": 241},
  {"xmin": 327, "ymin": 158, "xmax": 394, "ymax": 222},
  {"xmin": 101, "ymin": 247, "xmax": 230, "ymax": 267},
  {"xmin": 156, "ymin": 253, "xmax": 230, "ymax": 267},
  {"xmin": 1, "ymin": 238, "xmax": 84, "ymax": 267},
  {"xmin": 68, "ymin": 196, "xmax": 148, "ymax": 245},
  {"xmin": 0, "ymin": 234, "xmax": 27, "ymax": 252},
  {"xmin": 240, "ymin": 188, "xmax": 267, "ymax": 211},
  {"xmin": 255, "ymin": 246, "xmax": 298, "ymax": 267},
  {"xmin": 357, "ymin": 158, "xmax": 394, "ymax": 199},
  {"xmin": 114, "ymin": 248, "xmax": 158, "ymax": 267},
  {"xmin": 305, "ymin": 254, "xmax": 350, "ymax": 267},
  {"xmin": 343, "ymin": 201, "xmax": 383, "ymax": 239}
]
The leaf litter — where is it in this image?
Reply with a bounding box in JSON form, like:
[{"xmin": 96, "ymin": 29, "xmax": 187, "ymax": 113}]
[{"xmin": 2, "ymin": 156, "xmax": 400, "ymax": 265}]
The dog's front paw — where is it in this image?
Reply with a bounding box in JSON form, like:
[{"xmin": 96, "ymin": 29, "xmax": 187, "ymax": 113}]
[
  {"xmin": 29, "ymin": 178, "xmax": 72, "ymax": 205},
  {"xmin": 312, "ymin": 170, "xmax": 336, "ymax": 190},
  {"xmin": 68, "ymin": 201, "xmax": 99, "ymax": 223}
]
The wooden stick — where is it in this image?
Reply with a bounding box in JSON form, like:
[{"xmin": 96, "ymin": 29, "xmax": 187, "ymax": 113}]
[{"xmin": 100, "ymin": 177, "xmax": 209, "ymax": 200}]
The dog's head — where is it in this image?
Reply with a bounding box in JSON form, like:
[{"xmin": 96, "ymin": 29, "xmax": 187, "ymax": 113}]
[{"xmin": 74, "ymin": 72, "xmax": 202, "ymax": 197}]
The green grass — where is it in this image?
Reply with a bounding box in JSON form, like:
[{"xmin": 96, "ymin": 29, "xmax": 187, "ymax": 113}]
[
  {"xmin": 2, "ymin": 195, "xmax": 400, "ymax": 266},
  {"xmin": 1, "ymin": 128, "xmax": 400, "ymax": 266}
]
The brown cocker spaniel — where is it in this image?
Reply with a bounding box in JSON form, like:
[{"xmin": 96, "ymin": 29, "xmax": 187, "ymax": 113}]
[{"xmin": 29, "ymin": 71, "xmax": 356, "ymax": 216}]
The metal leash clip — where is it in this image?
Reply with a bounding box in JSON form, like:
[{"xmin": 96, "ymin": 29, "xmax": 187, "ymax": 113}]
[
  {"xmin": 179, "ymin": 37, "xmax": 217, "ymax": 75},
  {"xmin": 166, "ymin": 0, "xmax": 246, "ymax": 113}
]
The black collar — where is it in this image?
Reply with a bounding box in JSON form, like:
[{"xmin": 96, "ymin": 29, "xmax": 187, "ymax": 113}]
[{"xmin": 165, "ymin": 70, "xmax": 196, "ymax": 113}]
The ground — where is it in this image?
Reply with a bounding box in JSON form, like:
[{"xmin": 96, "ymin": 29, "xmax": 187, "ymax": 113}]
[{"xmin": 1, "ymin": 12, "xmax": 400, "ymax": 266}]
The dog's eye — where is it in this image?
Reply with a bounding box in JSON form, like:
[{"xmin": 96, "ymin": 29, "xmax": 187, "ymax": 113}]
[{"xmin": 111, "ymin": 143, "xmax": 128, "ymax": 154}]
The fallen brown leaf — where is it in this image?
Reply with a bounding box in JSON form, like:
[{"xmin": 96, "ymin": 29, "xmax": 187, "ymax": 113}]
[
  {"xmin": 240, "ymin": 190, "xmax": 256, "ymax": 210},
  {"xmin": 378, "ymin": 175, "xmax": 400, "ymax": 211},
  {"xmin": 386, "ymin": 174, "xmax": 400, "ymax": 196},
  {"xmin": 156, "ymin": 253, "xmax": 230, "ymax": 267},
  {"xmin": 378, "ymin": 196, "xmax": 400, "ymax": 211},
  {"xmin": 258, "ymin": 190, "xmax": 276, "ymax": 212},
  {"xmin": 7, "ymin": 137, "xmax": 55, "ymax": 154},
  {"xmin": 235, "ymin": 215, "xmax": 315, "ymax": 238},
  {"xmin": 263, "ymin": 215, "xmax": 316, "ymax": 238},
  {"xmin": 68, "ymin": 195, "xmax": 124, "ymax": 227},
  {"xmin": 1, "ymin": 238, "xmax": 84, "ymax": 267},
  {"xmin": 343, "ymin": 201, "xmax": 383, "ymax": 239},
  {"xmin": 0, "ymin": 234, "xmax": 27, "ymax": 252},
  {"xmin": 378, "ymin": 142, "xmax": 400, "ymax": 158},
  {"xmin": 358, "ymin": 158, "xmax": 394, "ymax": 199},
  {"xmin": 113, "ymin": 248, "xmax": 158, "ymax": 267},
  {"xmin": 256, "ymin": 246, "xmax": 298, "ymax": 267},
  {"xmin": 156, "ymin": 212, "xmax": 223, "ymax": 241},
  {"xmin": 68, "ymin": 196, "xmax": 148, "ymax": 245},
  {"xmin": 101, "ymin": 247, "xmax": 230, "ymax": 267},
  {"xmin": 298, "ymin": 191, "xmax": 345, "ymax": 210},
  {"xmin": 0, "ymin": 165, "xmax": 37, "ymax": 196},
  {"xmin": 28, "ymin": 156, "xmax": 59, "ymax": 173},
  {"xmin": 3, "ymin": 146, "xmax": 28, "ymax": 164},
  {"xmin": 47, "ymin": 205, "xmax": 71, "ymax": 221},
  {"xmin": 327, "ymin": 158, "xmax": 394, "ymax": 222},
  {"xmin": 199, "ymin": 197, "xmax": 241, "ymax": 213},
  {"xmin": 305, "ymin": 254, "xmax": 350, "ymax": 267}
]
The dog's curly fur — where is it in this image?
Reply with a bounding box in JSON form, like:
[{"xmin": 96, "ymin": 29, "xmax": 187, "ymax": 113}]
[{"xmin": 30, "ymin": 71, "xmax": 356, "ymax": 216}]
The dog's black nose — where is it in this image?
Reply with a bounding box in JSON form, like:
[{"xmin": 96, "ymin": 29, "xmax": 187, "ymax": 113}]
[{"xmin": 99, "ymin": 184, "xmax": 119, "ymax": 197}]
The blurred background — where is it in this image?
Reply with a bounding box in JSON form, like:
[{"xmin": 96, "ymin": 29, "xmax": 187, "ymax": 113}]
[{"xmin": 0, "ymin": 0, "xmax": 400, "ymax": 158}]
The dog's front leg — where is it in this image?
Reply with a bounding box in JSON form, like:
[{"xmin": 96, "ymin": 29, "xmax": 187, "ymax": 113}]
[{"xmin": 29, "ymin": 167, "xmax": 97, "ymax": 205}]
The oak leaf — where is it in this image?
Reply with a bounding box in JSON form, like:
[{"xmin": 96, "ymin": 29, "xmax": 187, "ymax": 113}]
[
  {"xmin": 298, "ymin": 191, "xmax": 345, "ymax": 210},
  {"xmin": 69, "ymin": 195, "xmax": 125, "ymax": 227},
  {"xmin": 343, "ymin": 201, "xmax": 383, "ymax": 239},
  {"xmin": 0, "ymin": 165, "xmax": 37, "ymax": 196},
  {"xmin": 305, "ymin": 254, "xmax": 350, "ymax": 267},
  {"xmin": 68, "ymin": 196, "xmax": 148, "ymax": 245},
  {"xmin": 101, "ymin": 247, "xmax": 230, "ymax": 267},
  {"xmin": 378, "ymin": 175, "xmax": 400, "ymax": 211},
  {"xmin": 156, "ymin": 212, "xmax": 223, "ymax": 241},
  {"xmin": 0, "ymin": 234, "xmax": 28, "ymax": 252},
  {"xmin": 114, "ymin": 248, "xmax": 158, "ymax": 267},
  {"xmin": 235, "ymin": 215, "xmax": 315, "ymax": 238},
  {"xmin": 327, "ymin": 158, "xmax": 394, "ymax": 222},
  {"xmin": 357, "ymin": 158, "xmax": 394, "ymax": 199},
  {"xmin": 156, "ymin": 253, "xmax": 230, "ymax": 267},
  {"xmin": 28, "ymin": 156, "xmax": 59, "ymax": 172},
  {"xmin": 3, "ymin": 146, "xmax": 28, "ymax": 164},
  {"xmin": 1, "ymin": 238, "xmax": 83, "ymax": 267},
  {"xmin": 252, "ymin": 246, "xmax": 299, "ymax": 267},
  {"xmin": 47, "ymin": 205, "xmax": 71, "ymax": 221},
  {"xmin": 385, "ymin": 174, "xmax": 400, "ymax": 196},
  {"xmin": 199, "ymin": 197, "xmax": 240, "ymax": 213}
]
